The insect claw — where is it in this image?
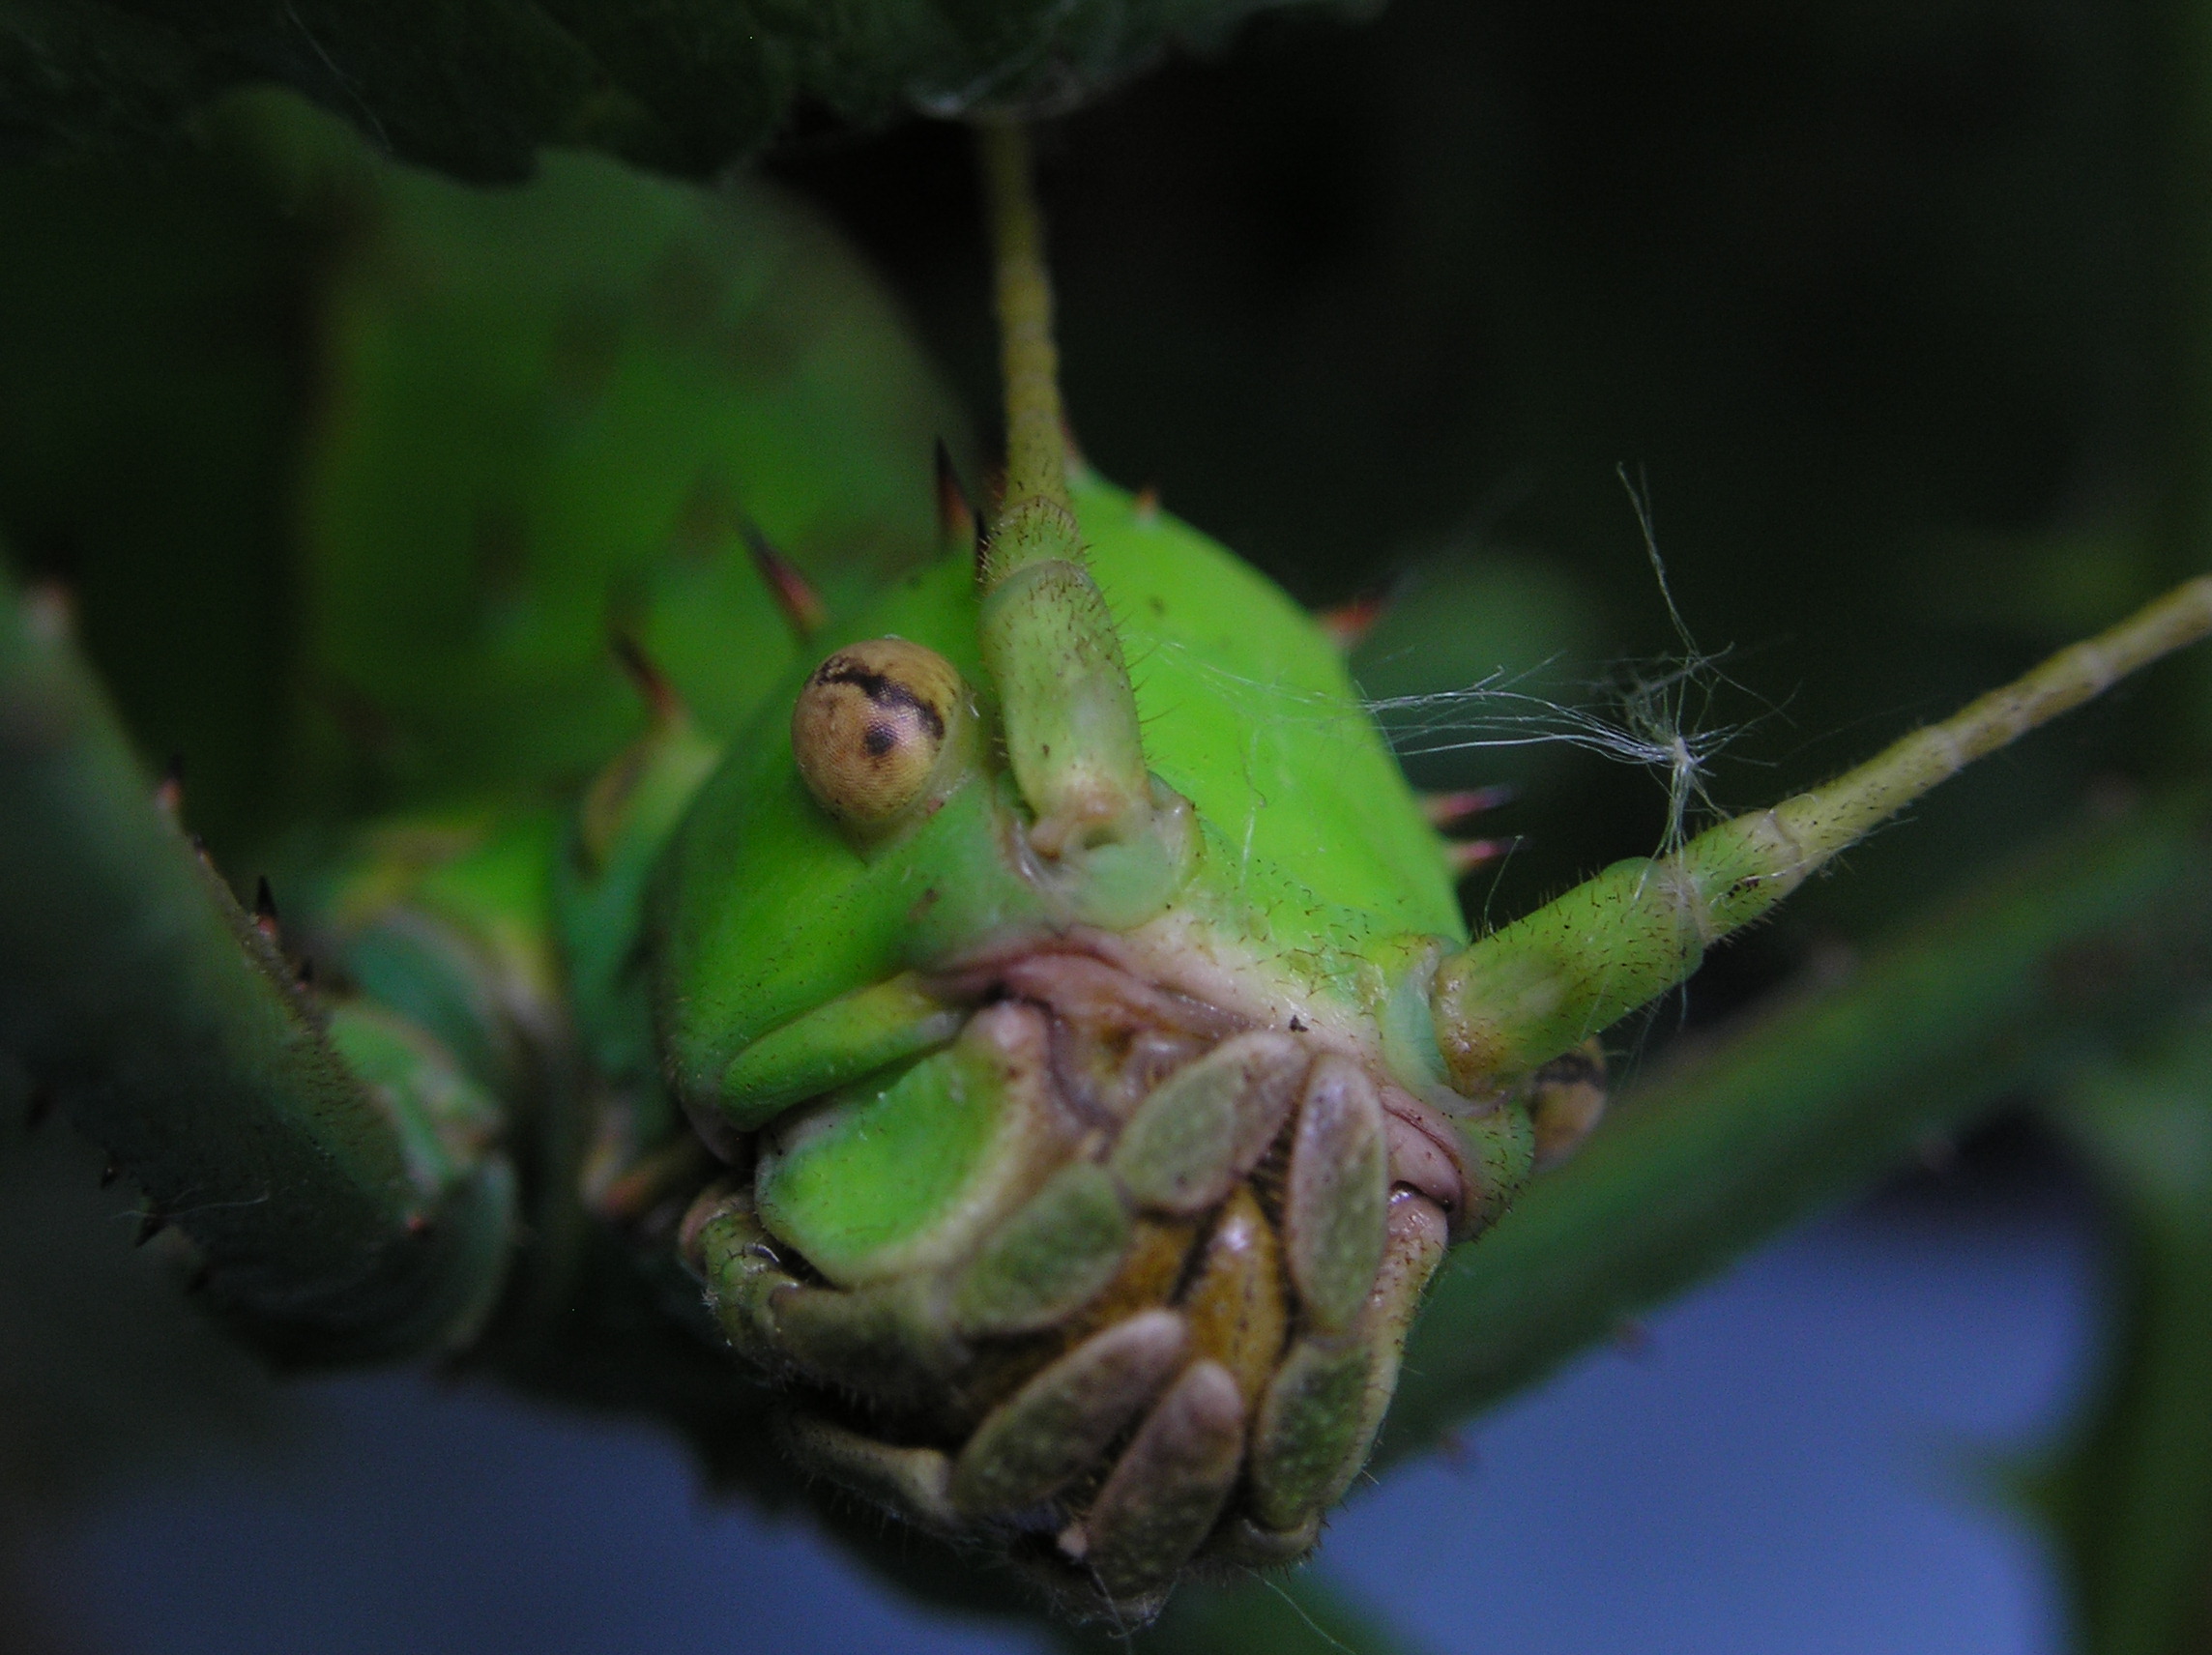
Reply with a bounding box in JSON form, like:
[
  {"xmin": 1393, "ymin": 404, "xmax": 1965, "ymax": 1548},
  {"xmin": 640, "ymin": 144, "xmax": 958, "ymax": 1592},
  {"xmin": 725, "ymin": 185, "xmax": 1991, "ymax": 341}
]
[
  {"xmin": 154, "ymin": 753, "xmax": 185, "ymax": 815},
  {"xmin": 1315, "ymin": 595, "xmax": 1385, "ymax": 653},
  {"xmin": 610, "ymin": 632, "xmax": 685, "ymax": 723},
  {"xmin": 1445, "ymin": 837, "xmax": 1518, "ymax": 877},
  {"xmin": 740, "ymin": 519, "xmax": 829, "ymax": 641},
  {"xmin": 1420, "ymin": 786, "xmax": 1517, "ymax": 828},
  {"xmin": 253, "ymin": 875, "xmax": 281, "ymax": 944}
]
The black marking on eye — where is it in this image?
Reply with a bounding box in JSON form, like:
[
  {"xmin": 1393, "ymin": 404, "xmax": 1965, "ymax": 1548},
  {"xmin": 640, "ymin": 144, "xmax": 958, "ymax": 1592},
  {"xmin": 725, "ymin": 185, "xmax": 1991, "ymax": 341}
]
[
  {"xmin": 862, "ymin": 723, "xmax": 897, "ymax": 759},
  {"xmin": 812, "ymin": 660, "xmax": 946, "ymax": 743}
]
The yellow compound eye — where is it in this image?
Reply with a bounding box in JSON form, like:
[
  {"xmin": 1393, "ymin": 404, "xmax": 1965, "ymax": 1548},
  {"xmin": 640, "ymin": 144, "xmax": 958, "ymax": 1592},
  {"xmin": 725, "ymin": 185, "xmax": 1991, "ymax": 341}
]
[{"xmin": 791, "ymin": 639, "xmax": 966, "ymax": 826}]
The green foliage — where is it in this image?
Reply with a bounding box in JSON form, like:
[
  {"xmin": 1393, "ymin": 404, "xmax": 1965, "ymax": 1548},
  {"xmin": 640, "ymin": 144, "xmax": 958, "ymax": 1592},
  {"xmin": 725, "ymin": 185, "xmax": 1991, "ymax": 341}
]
[{"xmin": 0, "ymin": 0, "xmax": 1352, "ymax": 176}]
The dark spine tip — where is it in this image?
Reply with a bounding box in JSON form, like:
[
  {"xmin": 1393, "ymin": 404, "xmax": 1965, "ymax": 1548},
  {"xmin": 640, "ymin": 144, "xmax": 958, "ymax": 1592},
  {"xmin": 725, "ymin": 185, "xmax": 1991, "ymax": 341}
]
[
  {"xmin": 99, "ymin": 1158, "xmax": 119, "ymax": 1189},
  {"xmin": 739, "ymin": 519, "xmax": 828, "ymax": 642},
  {"xmin": 1316, "ymin": 595, "xmax": 1386, "ymax": 653},
  {"xmin": 20, "ymin": 580, "xmax": 76, "ymax": 641},
  {"xmin": 1446, "ymin": 836, "xmax": 1520, "ymax": 877},
  {"xmin": 1422, "ymin": 785, "xmax": 1518, "ymax": 828},
  {"xmin": 252, "ymin": 875, "xmax": 280, "ymax": 943},
  {"xmin": 610, "ymin": 632, "xmax": 683, "ymax": 723},
  {"xmin": 935, "ymin": 438, "xmax": 978, "ymax": 545},
  {"xmin": 154, "ymin": 753, "xmax": 186, "ymax": 815}
]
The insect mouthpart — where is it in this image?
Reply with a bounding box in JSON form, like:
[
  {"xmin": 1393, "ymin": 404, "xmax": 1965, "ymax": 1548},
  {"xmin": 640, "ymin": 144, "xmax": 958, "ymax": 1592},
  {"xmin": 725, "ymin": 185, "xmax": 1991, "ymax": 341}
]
[{"xmin": 679, "ymin": 940, "xmax": 1463, "ymax": 1618}]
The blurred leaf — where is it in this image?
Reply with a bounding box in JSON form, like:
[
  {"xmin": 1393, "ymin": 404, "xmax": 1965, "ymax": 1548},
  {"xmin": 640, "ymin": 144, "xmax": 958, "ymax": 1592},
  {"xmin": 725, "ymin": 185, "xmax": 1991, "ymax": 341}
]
[
  {"xmin": 0, "ymin": 89, "xmax": 974, "ymax": 837},
  {"xmin": 2030, "ymin": 1013, "xmax": 2212, "ymax": 1655},
  {"xmin": 239, "ymin": 89, "xmax": 972, "ymax": 812},
  {"xmin": 0, "ymin": 0, "xmax": 1356, "ymax": 178}
]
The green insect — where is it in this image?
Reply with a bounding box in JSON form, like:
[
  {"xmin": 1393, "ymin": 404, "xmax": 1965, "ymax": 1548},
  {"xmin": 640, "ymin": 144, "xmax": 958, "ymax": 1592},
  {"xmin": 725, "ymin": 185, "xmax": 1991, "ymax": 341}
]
[{"xmin": 5, "ymin": 91, "xmax": 2211, "ymax": 1630}]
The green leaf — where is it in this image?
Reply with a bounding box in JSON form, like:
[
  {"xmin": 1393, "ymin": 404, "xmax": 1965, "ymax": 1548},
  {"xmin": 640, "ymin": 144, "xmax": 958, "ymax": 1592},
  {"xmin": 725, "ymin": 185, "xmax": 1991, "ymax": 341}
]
[
  {"xmin": 0, "ymin": 0, "xmax": 1358, "ymax": 177},
  {"xmin": 2029, "ymin": 1017, "xmax": 2212, "ymax": 1655}
]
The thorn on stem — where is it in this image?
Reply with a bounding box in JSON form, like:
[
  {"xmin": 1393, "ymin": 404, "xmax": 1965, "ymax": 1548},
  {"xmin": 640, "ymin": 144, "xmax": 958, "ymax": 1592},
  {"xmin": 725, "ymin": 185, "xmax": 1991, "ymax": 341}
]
[
  {"xmin": 1131, "ymin": 484, "xmax": 1160, "ymax": 525},
  {"xmin": 740, "ymin": 520, "xmax": 828, "ymax": 641},
  {"xmin": 253, "ymin": 875, "xmax": 281, "ymax": 944}
]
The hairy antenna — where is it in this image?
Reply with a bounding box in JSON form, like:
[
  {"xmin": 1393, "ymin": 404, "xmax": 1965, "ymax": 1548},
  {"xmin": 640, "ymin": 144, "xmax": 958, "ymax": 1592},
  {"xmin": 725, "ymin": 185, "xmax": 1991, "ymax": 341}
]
[{"xmin": 1429, "ymin": 574, "xmax": 2212, "ymax": 1089}]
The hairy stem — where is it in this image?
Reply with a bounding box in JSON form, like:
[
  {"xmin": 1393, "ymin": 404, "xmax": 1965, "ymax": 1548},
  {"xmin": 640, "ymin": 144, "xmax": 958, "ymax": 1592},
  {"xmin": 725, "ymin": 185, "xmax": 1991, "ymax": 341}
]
[
  {"xmin": 1432, "ymin": 575, "xmax": 2212, "ymax": 1086},
  {"xmin": 1383, "ymin": 785, "xmax": 2212, "ymax": 1458}
]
